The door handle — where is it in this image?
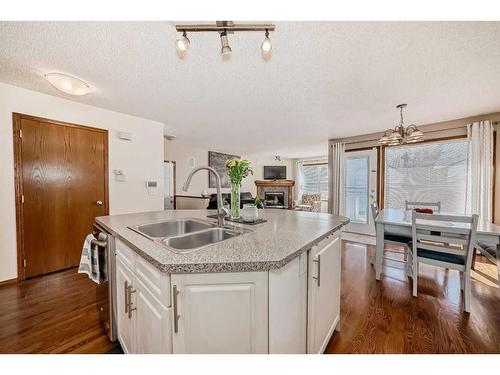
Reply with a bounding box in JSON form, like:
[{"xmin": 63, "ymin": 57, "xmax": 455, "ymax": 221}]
[
  {"xmin": 173, "ymin": 285, "xmax": 180, "ymax": 333},
  {"xmin": 96, "ymin": 200, "xmax": 103, "ymax": 206},
  {"xmin": 313, "ymin": 254, "xmax": 321, "ymax": 287}
]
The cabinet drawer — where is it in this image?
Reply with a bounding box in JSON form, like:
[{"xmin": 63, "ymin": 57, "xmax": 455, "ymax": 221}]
[
  {"xmin": 115, "ymin": 238, "xmax": 137, "ymax": 270},
  {"xmin": 135, "ymin": 255, "xmax": 171, "ymax": 307}
]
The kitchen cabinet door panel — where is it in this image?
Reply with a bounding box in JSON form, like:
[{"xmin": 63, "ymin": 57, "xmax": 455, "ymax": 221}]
[
  {"xmin": 135, "ymin": 277, "xmax": 172, "ymax": 354},
  {"xmin": 171, "ymin": 272, "xmax": 268, "ymax": 354},
  {"xmin": 116, "ymin": 257, "xmax": 135, "ymax": 354},
  {"xmin": 307, "ymin": 233, "xmax": 341, "ymax": 353}
]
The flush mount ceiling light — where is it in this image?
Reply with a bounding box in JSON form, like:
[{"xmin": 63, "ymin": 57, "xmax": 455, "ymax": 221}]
[
  {"xmin": 44, "ymin": 72, "xmax": 91, "ymax": 96},
  {"xmin": 378, "ymin": 104, "xmax": 424, "ymax": 146},
  {"xmin": 175, "ymin": 21, "xmax": 275, "ymax": 58}
]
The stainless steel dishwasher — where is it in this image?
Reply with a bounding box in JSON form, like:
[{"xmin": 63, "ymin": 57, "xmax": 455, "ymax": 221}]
[{"xmin": 92, "ymin": 224, "xmax": 117, "ymax": 342}]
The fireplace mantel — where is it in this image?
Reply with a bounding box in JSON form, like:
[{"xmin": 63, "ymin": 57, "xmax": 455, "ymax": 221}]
[
  {"xmin": 254, "ymin": 179, "xmax": 295, "ymax": 187},
  {"xmin": 255, "ymin": 180, "xmax": 295, "ymax": 209}
]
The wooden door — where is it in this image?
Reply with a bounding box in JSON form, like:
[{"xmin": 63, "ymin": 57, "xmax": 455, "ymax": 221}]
[
  {"xmin": 14, "ymin": 114, "xmax": 108, "ymax": 279},
  {"xmin": 171, "ymin": 271, "xmax": 268, "ymax": 354},
  {"xmin": 116, "ymin": 256, "xmax": 135, "ymax": 354},
  {"xmin": 307, "ymin": 233, "xmax": 341, "ymax": 353}
]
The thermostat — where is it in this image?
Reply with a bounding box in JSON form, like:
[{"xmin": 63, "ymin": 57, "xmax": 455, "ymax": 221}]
[{"xmin": 118, "ymin": 131, "xmax": 132, "ymax": 141}]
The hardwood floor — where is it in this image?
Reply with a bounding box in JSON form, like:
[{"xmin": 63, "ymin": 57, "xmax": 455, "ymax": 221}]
[
  {"xmin": 326, "ymin": 241, "xmax": 500, "ymax": 354},
  {"xmin": 0, "ymin": 241, "xmax": 498, "ymax": 354},
  {"xmin": 0, "ymin": 268, "xmax": 118, "ymax": 353}
]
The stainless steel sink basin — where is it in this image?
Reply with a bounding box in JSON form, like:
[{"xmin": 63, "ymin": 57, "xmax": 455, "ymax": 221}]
[
  {"xmin": 128, "ymin": 218, "xmax": 250, "ymax": 253},
  {"xmin": 130, "ymin": 219, "xmax": 214, "ymax": 239},
  {"xmin": 162, "ymin": 227, "xmax": 242, "ymax": 251}
]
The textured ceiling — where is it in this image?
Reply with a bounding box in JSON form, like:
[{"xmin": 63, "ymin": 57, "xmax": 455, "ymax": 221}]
[{"xmin": 1, "ymin": 21, "xmax": 500, "ymax": 158}]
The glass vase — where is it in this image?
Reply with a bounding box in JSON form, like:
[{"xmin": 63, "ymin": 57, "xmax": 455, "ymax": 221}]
[{"xmin": 230, "ymin": 182, "xmax": 241, "ymax": 219}]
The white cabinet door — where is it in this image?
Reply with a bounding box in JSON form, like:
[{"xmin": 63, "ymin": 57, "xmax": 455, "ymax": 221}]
[
  {"xmin": 171, "ymin": 272, "xmax": 268, "ymax": 354},
  {"xmin": 135, "ymin": 277, "xmax": 172, "ymax": 354},
  {"xmin": 307, "ymin": 233, "xmax": 342, "ymax": 354},
  {"xmin": 116, "ymin": 256, "xmax": 135, "ymax": 354},
  {"xmin": 269, "ymin": 254, "xmax": 308, "ymax": 353}
]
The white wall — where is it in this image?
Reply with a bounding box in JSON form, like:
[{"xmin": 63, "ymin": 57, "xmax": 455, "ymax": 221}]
[
  {"xmin": 0, "ymin": 83, "xmax": 164, "ymax": 281},
  {"xmin": 164, "ymin": 139, "xmax": 295, "ymax": 197},
  {"xmin": 164, "ymin": 139, "xmax": 216, "ymax": 196}
]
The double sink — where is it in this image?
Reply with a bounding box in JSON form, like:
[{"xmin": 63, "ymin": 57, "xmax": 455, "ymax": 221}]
[{"xmin": 128, "ymin": 218, "xmax": 249, "ymax": 253}]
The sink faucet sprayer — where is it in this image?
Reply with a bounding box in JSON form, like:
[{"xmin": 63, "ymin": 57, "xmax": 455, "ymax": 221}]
[{"xmin": 182, "ymin": 166, "xmax": 227, "ymax": 227}]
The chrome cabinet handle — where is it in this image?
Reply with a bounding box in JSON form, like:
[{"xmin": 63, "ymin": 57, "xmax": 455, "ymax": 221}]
[
  {"xmin": 313, "ymin": 254, "xmax": 321, "ymax": 287},
  {"xmin": 126, "ymin": 284, "xmax": 136, "ymax": 319},
  {"xmin": 173, "ymin": 285, "xmax": 180, "ymax": 333},
  {"xmin": 96, "ymin": 200, "xmax": 103, "ymax": 206},
  {"xmin": 124, "ymin": 281, "xmax": 129, "ymax": 314}
]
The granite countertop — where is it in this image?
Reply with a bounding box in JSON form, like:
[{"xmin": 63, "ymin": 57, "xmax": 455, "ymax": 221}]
[{"xmin": 96, "ymin": 209, "xmax": 349, "ymax": 274}]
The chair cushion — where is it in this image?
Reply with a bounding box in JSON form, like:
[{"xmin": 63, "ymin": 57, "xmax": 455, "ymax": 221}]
[
  {"xmin": 385, "ymin": 234, "xmax": 412, "ymax": 244},
  {"xmin": 416, "ymin": 248, "xmax": 465, "ymax": 265},
  {"xmin": 302, "ymin": 194, "xmax": 321, "ymax": 205}
]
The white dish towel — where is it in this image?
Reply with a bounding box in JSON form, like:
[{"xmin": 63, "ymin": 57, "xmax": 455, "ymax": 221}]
[{"xmin": 78, "ymin": 234, "xmax": 101, "ymax": 284}]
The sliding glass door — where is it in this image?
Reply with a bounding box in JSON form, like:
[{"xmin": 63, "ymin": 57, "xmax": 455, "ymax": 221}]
[{"xmin": 344, "ymin": 149, "xmax": 377, "ymax": 235}]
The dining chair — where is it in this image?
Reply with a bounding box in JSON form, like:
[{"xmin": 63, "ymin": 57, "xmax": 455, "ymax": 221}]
[
  {"xmin": 370, "ymin": 202, "xmax": 411, "ymax": 264},
  {"xmin": 473, "ymin": 242, "xmax": 500, "ymax": 287},
  {"xmin": 409, "ymin": 213, "xmax": 478, "ymax": 312},
  {"xmin": 405, "ymin": 200, "xmax": 441, "ymax": 213}
]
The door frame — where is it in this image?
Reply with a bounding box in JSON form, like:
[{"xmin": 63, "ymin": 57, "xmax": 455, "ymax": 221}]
[
  {"xmin": 343, "ymin": 148, "xmax": 378, "ymax": 235},
  {"xmin": 13, "ymin": 113, "xmax": 109, "ymax": 280}
]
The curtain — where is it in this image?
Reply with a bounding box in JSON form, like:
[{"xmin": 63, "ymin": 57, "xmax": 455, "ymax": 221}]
[
  {"xmin": 328, "ymin": 142, "xmax": 345, "ymax": 215},
  {"xmin": 466, "ymin": 121, "xmax": 494, "ymax": 221},
  {"xmin": 295, "ymin": 160, "xmax": 303, "ymax": 200}
]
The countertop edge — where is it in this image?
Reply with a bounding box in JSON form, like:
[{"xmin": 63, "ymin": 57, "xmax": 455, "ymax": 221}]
[{"xmin": 96, "ymin": 217, "xmax": 349, "ymax": 274}]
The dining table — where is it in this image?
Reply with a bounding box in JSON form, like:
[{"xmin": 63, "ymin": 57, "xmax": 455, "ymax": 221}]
[{"xmin": 374, "ymin": 208, "xmax": 500, "ymax": 280}]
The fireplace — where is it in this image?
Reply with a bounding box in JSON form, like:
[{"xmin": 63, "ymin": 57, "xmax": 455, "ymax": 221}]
[
  {"xmin": 255, "ymin": 179, "xmax": 294, "ymax": 209},
  {"xmin": 264, "ymin": 192, "xmax": 285, "ymax": 208}
]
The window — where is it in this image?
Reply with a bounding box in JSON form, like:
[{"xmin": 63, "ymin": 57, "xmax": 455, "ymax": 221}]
[
  {"xmin": 300, "ymin": 163, "xmax": 328, "ymax": 200},
  {"xmin": 384, "ymin": 139, "xmax": 469, "ymax": 214}
]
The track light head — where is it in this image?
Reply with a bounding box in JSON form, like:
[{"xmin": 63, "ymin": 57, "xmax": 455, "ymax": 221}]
[
  {"xmin": 220, "ymin": 30, "xmax": 232, "ymax": 56},
  {"xmin": 261, "ymin": 29, "xmax": 272, "ymax": 54},
  {"xmin": 175, "ymin": 31, "xmax": 190, "ymax": 53}
]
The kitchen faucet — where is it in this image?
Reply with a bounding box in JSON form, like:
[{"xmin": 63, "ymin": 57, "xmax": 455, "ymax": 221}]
[{"xmin": 182, "ymin": 166, "xmax": 227, "ymax": 227}]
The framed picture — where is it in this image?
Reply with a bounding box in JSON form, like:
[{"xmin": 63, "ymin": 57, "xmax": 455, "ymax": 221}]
[{"xmin": 208, "ymin": 151, "xmax": 239, "ymax": 188}]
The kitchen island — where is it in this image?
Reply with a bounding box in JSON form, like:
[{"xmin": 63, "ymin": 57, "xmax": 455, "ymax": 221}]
[{"xmin": 96, "ymin": 209, "xmax": 349, "ymax": 354}]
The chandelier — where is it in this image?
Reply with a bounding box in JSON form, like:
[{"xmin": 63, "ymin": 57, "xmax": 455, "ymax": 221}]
[
  {"xmin": 378, "ymin": 104, "xmax": 424, "ymax": 146},
  {"xmin": 175, "ymin": 21, "xmax": 275, "ymax": 58}
]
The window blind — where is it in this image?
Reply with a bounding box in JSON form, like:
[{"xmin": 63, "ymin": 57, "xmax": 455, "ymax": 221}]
[
  {"xmin": 384, "ymin": 139, "xmax": 469, "ymax": 214},
  {"xmin": 300, "ymin": 163, "xmax": 329, "ymax": 200}
]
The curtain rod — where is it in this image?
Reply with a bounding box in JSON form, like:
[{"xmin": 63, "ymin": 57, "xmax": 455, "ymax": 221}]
[{"xmin": 334, "ymin": 119, "xmax": 499, "ymax": 146}]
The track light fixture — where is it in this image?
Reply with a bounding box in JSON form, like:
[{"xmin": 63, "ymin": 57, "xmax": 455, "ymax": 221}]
[
  {"xmin": 175, "ymin": 21, "xmax": 275, "ymax": 58},
  {"xmin": 220, "ymin": 30, "xmax": 232, "ymax": 56},
  {"xmin": 175, "ymin": 31, "xmax": 190, "ymax": 53},
  {"xmin": 261, "ymin": 29, "xmax": 272, "ymax": 54}
]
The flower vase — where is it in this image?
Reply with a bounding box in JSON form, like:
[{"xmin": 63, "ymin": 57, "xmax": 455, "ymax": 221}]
[{"xmin": 230, "ymin": 183, "xmax": 241, "ymax": 219}]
